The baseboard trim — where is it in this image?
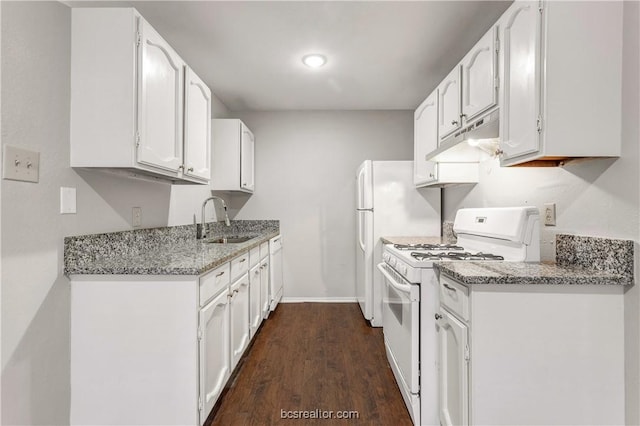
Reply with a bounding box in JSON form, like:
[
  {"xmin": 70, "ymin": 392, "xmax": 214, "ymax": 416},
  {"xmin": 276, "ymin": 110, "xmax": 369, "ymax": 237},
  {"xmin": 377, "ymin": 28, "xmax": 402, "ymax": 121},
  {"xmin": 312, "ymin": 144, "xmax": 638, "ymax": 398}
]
[{"xmin": 281, "ymin": 297, "xmax": 358, "ymax": 303}]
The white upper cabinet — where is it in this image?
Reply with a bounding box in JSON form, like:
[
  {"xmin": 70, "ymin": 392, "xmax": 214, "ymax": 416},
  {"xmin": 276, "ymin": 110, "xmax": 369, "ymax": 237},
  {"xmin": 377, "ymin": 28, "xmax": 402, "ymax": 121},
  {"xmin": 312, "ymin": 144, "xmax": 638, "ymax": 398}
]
[
  {"xmin": 240, "ymin": 125, "xmax": 255, "ymax": 192},
  {"xmin": 414, "ymin": 90, "xmax": 479, "ymax": 188},
  {"xmin": 414, "ymin": 91, "xmax": 438, "ymax": 186},
  {"xmin": 70, "ymin": 8, "xmax": 212, "ymax": 183},
  {"xmin": 211, "ymin": 119, "xmax": 255, "ymax": 193},
  {"xmin": 438, "ymin": 67, "xmax": 462, "ymax": 140},
  {"xmin": 137, "ymin": 19, "xmax": 185, "ymax": 173},
  {"xmin": 498, "ymin": 0, "xmax": 623, "ymax": 166},
  {"xmin": 461, "ymin": 26, "xmax": 498, "ymax": 123},
  {"xmin": 184, "ymin": 68, "xmax": 212, "ymax": 182}
]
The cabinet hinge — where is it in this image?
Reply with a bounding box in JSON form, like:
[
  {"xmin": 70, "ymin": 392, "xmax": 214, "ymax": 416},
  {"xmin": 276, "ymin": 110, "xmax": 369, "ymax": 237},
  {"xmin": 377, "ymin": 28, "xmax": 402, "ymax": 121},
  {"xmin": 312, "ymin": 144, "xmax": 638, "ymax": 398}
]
[
  {"xmin": 494, "ymin": 76, "xmax": 500, "ymax": 89},
  {"xmin": 495, "ymin": 33, "xmax": 500, "ymax": 53},
  {"xmin": 198, "ymin": 397, "xmax": 203, "ymax": 411},
  {"xmin": 135, "ymin": 132, "xmax": 141, "ymax": 147},
  {"xmin": 464, "ymin": 344, "xmax": 470, "ymax": 362},
  {"xmin": 136, "ymin": 32, "xmax": 141, "ymax": 46},
  {"xmin": 197, "ymin": 327, "xmax": 203, "ymax": 341},
  {"xmin": 536, "ymin": 116, "xmax": 543, "ymax": 133},
  {"xmin": 538, "ymin": 0, "xmax": 544, "ymax": 12}
]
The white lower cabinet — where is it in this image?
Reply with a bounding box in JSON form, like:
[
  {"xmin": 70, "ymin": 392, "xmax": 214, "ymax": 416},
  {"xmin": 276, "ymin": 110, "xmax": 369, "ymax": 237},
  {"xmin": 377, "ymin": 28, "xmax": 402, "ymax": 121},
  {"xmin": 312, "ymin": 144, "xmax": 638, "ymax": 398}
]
[
  {"xmin": 70, "ymin": 247, "xmax": 275, "ymax": 426},
  {"xmin": 199, "ymin": 289, "xmax": 230, "ymax": 424},
  {"xmin": 260, "ymin": 255, "xmax": 270, "ymax": 319},
  {"xmin": 438, "ymin": 309, "xmax": 469, "ymax": 426},
  {"xmin": 436, "ymin": 274, "xmax": 625, "ymax": 426},
  {"xmin": 249, "ymin": 264, "xmax": 262, "ymax": 338},
  {"xmin": 229, "ymin": 273, "xmax": 250, "ymax": 370}
]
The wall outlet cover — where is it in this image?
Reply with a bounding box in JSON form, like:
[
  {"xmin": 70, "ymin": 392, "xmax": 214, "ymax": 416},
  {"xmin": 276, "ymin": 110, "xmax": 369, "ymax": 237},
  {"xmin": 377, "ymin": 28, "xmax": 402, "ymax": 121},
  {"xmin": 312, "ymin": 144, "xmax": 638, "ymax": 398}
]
[
  {"xmin": 132, "ymin": 207, "xmax": 142, "ymax": 227},
  {"xmin": 544, "ymin": 203, "xmax": 556, "ymax": 226},
  {"xmin": 60, "ymin": 187, "xmax": 77, "ymax": 214}
]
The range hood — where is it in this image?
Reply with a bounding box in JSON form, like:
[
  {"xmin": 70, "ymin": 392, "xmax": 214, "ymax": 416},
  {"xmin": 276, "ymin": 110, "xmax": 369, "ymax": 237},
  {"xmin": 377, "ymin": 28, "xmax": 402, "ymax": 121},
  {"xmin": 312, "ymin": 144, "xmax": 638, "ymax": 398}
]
[{"xmin": 426, "ymin": 109, "xmax": 500, "ymax": 163}]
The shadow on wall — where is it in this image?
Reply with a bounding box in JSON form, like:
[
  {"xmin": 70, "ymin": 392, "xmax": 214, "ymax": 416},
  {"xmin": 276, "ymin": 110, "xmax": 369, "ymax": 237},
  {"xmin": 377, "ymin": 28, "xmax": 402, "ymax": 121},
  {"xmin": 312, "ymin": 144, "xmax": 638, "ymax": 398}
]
[
  {"xmin": 75, "ymin": 169, "xmax": 172, "ymax": 230},
  {"xmin": 1, "ymin": 277, "xmax": 71, "ymax": 425},
  {"xmin": 211, "ymin": 191, "xmax": 252, "ymax": 220}
]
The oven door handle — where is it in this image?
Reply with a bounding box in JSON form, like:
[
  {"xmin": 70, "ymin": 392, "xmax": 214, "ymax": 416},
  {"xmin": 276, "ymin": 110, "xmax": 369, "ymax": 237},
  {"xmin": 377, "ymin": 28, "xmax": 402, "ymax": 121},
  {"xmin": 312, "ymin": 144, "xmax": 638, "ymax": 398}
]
[{"xmin": 377, "ymin": 263, "xmax": 413, "ymax": 295}]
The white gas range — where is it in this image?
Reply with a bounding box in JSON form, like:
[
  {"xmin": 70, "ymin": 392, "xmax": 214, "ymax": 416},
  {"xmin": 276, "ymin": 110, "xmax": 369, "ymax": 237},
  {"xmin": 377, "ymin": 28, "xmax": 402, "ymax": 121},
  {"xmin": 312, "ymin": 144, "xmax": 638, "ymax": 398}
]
[{"xmin": 377, "ymin": 207, "xmax": 540, "ymax": 425}]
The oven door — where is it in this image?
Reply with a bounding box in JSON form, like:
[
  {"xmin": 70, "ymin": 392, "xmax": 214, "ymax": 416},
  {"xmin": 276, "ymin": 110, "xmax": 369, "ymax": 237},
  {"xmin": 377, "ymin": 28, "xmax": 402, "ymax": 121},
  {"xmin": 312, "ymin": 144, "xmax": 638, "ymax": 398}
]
[{"xmin": 377, "ymin": 263, "xmax": 420, "ymax": 396}]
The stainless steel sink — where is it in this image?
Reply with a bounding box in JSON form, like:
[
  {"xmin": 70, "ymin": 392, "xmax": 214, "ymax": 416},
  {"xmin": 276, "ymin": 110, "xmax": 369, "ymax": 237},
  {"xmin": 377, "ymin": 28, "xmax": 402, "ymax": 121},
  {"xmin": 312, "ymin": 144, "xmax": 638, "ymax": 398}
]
[{"xmin": 205, "ymin": 235, "xmax": 256, "ymax": 244}]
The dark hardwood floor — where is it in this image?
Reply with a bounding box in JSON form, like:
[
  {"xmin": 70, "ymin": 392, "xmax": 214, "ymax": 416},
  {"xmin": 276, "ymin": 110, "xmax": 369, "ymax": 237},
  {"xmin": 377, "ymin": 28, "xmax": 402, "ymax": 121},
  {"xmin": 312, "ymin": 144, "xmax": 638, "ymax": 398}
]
[{"xmin": 206, "ymin": 303, "xmax": 413, "ymax": 425}]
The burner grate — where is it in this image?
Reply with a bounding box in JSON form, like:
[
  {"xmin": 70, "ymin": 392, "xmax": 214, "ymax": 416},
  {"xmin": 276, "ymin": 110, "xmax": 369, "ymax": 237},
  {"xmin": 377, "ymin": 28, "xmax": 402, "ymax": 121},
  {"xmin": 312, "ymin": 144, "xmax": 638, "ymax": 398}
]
[
  {"xmin": 394, "ymin": 243, "xmax": 464, "ymax": 251},
  {"xmin": 410, "ymin": 251, "xmax": 504, "ymax": 261}
]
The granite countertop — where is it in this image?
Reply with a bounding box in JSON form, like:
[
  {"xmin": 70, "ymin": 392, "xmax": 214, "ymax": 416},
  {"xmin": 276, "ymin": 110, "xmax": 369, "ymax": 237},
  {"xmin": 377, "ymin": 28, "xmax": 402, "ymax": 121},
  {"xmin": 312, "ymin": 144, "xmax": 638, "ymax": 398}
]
[
  {"xmin": 64, "ymin": 220, "xmax": 279, "ymax": 276},
  {"xmin": 434, "ymin": 261, "xmax": 633, "ymax": 286},
  {"xmin": 383, "ymin": 233, "xmax": 634, "ymax": 286}
]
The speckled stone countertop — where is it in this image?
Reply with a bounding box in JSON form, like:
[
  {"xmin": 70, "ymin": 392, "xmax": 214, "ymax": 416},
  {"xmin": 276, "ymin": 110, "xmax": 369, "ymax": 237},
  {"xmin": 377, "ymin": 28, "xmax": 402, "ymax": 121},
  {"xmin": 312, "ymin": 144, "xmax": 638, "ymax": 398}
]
[
  {"xmin": 64, "ymin": 220, "xmax": 279, "ymax": 276},
  {"xmin": 434, "ymin": 234, "xmax": 634, "ymax": 286}
]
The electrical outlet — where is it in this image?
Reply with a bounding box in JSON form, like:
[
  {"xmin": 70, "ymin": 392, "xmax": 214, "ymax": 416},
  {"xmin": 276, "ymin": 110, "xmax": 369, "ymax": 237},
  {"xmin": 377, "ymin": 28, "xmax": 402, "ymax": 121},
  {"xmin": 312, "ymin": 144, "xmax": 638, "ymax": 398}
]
[
  {"xmin": 544, "ymin": 203, "xmax": 556, "ymax": 226},
  {"xmin": 132, "ymin": 207, "xmax": 142, "ymax": 227}
]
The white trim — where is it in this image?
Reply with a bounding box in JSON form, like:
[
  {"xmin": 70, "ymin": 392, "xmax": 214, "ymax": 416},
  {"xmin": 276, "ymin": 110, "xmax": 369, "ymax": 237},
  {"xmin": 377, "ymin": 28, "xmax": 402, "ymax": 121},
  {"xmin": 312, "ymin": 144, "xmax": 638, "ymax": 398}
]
[{"xmin": 281, "ymin": 297, "xmax": 358, "ymax": 303}]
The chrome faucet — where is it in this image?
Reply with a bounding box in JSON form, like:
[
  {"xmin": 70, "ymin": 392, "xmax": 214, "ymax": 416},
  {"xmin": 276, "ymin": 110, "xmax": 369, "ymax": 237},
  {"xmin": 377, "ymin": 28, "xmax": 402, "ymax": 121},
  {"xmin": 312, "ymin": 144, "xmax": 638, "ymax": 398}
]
[{"xmin": 198, "ymin": 196, "xmax": 231, "ymax": 239}]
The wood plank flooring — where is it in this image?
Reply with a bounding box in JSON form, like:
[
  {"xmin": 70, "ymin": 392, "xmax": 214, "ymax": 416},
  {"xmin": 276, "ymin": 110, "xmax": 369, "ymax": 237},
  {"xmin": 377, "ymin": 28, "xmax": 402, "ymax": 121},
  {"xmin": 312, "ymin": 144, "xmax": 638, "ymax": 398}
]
[{"xmin": 206, "ymin": 303, "xmax": 413, "ymax": 425}]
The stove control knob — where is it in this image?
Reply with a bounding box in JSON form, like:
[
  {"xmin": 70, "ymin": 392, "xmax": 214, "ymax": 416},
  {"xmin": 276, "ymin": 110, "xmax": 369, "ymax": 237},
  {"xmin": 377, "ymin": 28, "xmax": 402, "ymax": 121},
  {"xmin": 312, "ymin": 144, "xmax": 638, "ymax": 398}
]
[
  {"xmin": 400, "ymin": 265, "xmax": 408, "ymax": 276},
  {"xmin": 435, "ymin": 313, "xmax": 443, "ymax": 321},
  {"xmin": 389, "ymin": 258, "xmax": 397, "ymax": 267},
  {"xmin": 383, "ymin": 253, "xmax": 389, "ymax": 262}
]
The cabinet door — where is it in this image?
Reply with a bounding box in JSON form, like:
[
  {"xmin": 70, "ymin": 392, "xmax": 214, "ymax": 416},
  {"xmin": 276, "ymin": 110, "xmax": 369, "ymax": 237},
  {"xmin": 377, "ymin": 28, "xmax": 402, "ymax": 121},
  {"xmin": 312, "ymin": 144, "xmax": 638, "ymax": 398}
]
[
  {"xmin": 249, "ymin": 264, "xmax": 262, "ymax": 338},
  {"xmin": 499, "ymin": 1, "xmax": 542, "ymax": 162},
  {"xmin": 462, "ymin": 26, "xmax": 498, "ymax": 122},
  {"xmin": 199, "ymin": 290, "xmax": 230, "ymax": 424},
  {"xmin": 414, "ymin": 91, "xmax": 438, "ymax": 186},
  {"xmin": 240, "ymin": 124, "xmax": 255, "ymax": 192},
  {"xmin": 438, "ymin": 309, "xmax": 469, "ymax": 426},
  {"xmin": 260, "ymin": 259, "xmax": 270, "ymax": 319},
  {"xmin": 230, "ymin": 274, "xmax": 250, "ymax": 369},
  {"xmin": 438, "ymin": 66, "xmax": 462, "ymax": 140},
  {"xmin": 184, "ymin": 67, "xmax": 211, "ymax": 182},
  {"xmin": 137, "ymin": 18, "xmax": 185, "ymax": 173}
]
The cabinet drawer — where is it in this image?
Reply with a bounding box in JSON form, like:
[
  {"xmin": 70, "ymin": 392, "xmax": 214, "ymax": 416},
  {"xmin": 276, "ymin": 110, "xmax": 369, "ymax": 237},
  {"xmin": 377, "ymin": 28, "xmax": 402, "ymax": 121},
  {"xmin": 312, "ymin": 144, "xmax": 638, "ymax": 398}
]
[
  {"xmin": 259, "ymin": 242, "xmax": 269, "ymax": 259},
  {"xmin": 231, "ymin": 252, "xmax": 250, "ymax": 281},
  {"xmin": 249, "ymin": 246, "xmax": 260, "ymax": 268},
  {"xmin": 200, "ymin": 263, "xmax": 230, "ymax": 306},
  {"xmin": 440, "ymin": 274, "xmax": 469, "ymax": 322}
]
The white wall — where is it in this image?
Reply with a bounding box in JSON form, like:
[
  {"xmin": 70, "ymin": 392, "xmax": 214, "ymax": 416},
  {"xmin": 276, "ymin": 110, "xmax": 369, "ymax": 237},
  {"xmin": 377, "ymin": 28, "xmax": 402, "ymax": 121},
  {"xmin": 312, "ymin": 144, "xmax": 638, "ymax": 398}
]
[
  {"xmin": 443, "ymin": 1, "xmax": 639, "ymax": 422},
  {"xmin": 232, "ymin": 111, "xmax": 414, "ymax": 301},
  {"xmin": 0, "ymin": 3, "xmax": 229, "ymax": 424}
]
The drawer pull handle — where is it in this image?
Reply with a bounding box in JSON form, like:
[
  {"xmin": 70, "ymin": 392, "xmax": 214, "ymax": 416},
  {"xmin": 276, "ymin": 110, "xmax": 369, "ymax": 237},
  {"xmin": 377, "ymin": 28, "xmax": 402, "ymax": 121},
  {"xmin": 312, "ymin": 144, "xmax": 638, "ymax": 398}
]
[
  {"xmin": 216, "ymin": 271, "xmax": 225, "ymax": 277},
  {"xmin": 435, "ymin": 313, "xmax": 442, "ymax": 320},
  {"xmin": 443, "ymin": 283, "xmax": 456, "ymax": 292},
  {"xmin": 239, "ymin": 258, "xmax": 247, "ymax": 263}
]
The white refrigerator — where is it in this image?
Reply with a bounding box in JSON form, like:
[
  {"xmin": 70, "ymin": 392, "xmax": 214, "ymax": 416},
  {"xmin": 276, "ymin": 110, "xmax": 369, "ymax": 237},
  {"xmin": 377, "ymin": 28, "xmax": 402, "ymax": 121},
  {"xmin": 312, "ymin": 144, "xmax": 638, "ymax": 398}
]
[{"xmin": 356, "ymin": 160, "xmax": 440, "ymax": 327}]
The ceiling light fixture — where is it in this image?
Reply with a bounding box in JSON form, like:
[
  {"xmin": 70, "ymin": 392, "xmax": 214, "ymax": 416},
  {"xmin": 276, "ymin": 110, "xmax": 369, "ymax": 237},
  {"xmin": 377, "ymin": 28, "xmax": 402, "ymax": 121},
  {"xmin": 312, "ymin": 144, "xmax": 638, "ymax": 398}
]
[{"xmin": 302, "ymin": 54, "xmax": 327, "ymax": 68}]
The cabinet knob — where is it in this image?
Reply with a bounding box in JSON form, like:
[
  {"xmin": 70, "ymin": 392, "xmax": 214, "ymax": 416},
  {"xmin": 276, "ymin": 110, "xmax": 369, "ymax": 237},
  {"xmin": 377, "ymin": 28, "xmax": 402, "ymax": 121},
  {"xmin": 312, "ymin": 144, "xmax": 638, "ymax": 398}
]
[
  {"xmin": 435, "ymin": 313, "xmax": 443, "ymax": 320},
  {"xmin": 187, "ymin": 167, "xmax": 194, "ymax": 172},
  {"xmin": 429, "ymin": 173, "xmax": 434, "ymax": 178},
  {"xmin": 495, "ymin": 149, "xmax": 504, "ymax": 156},
  {"xmin": 451, "ymin": 120, "xmax": 459, "ymax": 126},
  {"xmin": 178, "ymin": 165, "xmax": 185, "ymax": 171}
]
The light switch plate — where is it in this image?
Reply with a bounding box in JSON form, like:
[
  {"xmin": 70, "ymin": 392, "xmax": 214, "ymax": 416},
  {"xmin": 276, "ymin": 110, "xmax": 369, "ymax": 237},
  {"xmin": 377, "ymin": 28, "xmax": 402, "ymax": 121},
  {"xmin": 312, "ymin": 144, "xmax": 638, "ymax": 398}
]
[
  {"xmin": 60, "ymin": 187, "xmax": 77, "ymax": 214},
  {"xmin": 3, "ymin": 144, "xmax": 40, "ymax": 183}
]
